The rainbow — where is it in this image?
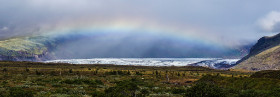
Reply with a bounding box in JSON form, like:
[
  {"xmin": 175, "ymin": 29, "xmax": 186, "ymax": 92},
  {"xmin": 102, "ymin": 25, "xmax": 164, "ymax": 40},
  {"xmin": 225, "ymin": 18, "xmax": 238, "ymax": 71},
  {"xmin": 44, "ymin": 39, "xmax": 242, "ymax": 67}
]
[{"xmin": 42, "ymin": 18, "xmax": 229, "ymax": 49}]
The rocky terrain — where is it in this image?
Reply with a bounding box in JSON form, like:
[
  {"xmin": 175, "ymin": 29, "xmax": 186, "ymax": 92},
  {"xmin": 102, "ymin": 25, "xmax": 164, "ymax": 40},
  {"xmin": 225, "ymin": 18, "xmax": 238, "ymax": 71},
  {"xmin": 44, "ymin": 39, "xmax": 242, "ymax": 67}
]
[{"xmin": 235, "ymin": 33, "xmax": 280, "ymax": 71}]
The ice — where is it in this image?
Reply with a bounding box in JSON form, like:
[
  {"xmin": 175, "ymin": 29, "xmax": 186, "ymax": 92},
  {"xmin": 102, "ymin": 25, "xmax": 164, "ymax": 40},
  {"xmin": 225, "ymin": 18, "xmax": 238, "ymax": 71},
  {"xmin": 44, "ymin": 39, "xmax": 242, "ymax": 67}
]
[{"xmin": 44, "ymin": 58, "xmax": 239, "ymax": 69}]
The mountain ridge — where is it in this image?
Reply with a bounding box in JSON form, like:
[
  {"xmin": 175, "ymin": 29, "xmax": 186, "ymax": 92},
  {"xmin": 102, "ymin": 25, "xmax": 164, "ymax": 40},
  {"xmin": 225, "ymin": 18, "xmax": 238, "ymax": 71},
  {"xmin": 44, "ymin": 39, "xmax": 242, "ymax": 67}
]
[{"xmin": 235, "ymin": 33, "xmax": 280, "ymax": 71}]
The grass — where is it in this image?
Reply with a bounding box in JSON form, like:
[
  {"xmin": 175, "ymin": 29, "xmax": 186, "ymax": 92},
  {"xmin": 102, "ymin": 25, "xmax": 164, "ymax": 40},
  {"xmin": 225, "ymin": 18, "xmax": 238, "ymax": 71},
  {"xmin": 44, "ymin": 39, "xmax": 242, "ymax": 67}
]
[
  {"xmin": 0, "ymin": 61, "xmax": 253, "ymax": 97},
  {"xmin": 2, "ymin": 61, "xmax": 280, "ymax": 96},
  {"xmin": 192, "ymin": 74, "xmax": 280, "ymax": 97}
]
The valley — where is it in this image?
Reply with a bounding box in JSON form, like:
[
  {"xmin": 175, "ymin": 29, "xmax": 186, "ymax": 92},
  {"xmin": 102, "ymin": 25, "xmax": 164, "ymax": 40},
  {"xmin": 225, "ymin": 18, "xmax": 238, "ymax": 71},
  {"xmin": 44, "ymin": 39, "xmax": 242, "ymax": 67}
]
[
  {"xmin": 1, "ymin": 1, "xmax": 280, "ymax": 97},
  {"xmin": 1, "ymin": 33, "xmax": 280, "ymax": 96}
]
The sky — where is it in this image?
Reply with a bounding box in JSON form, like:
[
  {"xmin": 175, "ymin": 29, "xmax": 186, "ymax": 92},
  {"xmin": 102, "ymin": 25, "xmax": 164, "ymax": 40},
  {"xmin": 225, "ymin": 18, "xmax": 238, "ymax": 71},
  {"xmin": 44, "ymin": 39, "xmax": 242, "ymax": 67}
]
[{"xmin": 1, "ymin": 0, "xmax": 280, "ymax": 58}]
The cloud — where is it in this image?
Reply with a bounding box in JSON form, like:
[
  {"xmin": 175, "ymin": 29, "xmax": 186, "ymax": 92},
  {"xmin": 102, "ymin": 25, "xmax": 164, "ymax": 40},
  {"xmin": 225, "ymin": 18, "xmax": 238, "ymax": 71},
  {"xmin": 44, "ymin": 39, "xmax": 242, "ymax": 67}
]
[
  {"xmin": 0, "ymin": 26, "xmax": 8, "ymax": 31},
  {"xmin": 258, "ymin": 11, "xmax": 280, "ymax": 32},
  {"xmin": 1, "ymin": 0, "xmax": 280, "ymax": 46}
]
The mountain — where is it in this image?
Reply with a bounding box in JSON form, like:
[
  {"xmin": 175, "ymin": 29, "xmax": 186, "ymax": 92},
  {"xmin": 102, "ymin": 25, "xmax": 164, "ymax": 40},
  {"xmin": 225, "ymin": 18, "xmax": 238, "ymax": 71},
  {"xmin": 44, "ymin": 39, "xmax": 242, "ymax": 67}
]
[
  {"xmin": 0, "ymin": 36, "xmax": 56, "ymax": 61},
  {"xmin": 51, "ymin": 33, "xmax": 252, "ymax": 59},
  {"xmin": 0, "ymin": 33, "xmax": 252, "ymax": 61},
  {"xmin": 234, "ymin": 33, "xmax": 280, "ymax": 71}
]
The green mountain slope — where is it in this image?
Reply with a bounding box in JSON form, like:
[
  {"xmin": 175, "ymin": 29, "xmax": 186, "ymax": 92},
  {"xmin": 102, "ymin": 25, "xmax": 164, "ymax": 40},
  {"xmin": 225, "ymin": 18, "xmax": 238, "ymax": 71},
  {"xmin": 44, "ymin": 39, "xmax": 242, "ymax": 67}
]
[
  {"xmin": 0, "ymin": 36, "xmax": 55, "ymax": 61},
  {"xmin": 234, "ymin": 33, "xmax": 280, "ymax": 71}
]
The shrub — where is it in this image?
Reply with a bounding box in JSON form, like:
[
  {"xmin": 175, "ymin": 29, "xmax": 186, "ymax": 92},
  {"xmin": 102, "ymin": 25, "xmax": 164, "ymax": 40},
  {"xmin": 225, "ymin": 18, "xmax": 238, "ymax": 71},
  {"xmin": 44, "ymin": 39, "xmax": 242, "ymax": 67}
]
[
  {"xmin": 50, "ymin": 71, "xmax": 57, "ymax": 76},
  {"xmin": 135, "ymin": 71, "xmax": 143, "ymax": 75},
  {"xmin": 171, "ymin": 88, "xmax": 186, "ymax": 94},
  {"xmin": 9, "ymin": 87, "xmax": 33, "ymax": 97},
  {"xmin": 90, "ymin": 91, "xmax": 105, "ymax": 97},
  {"xmin": 0, "ymin": 89, "xmax": 9, "ymax": 97},
  {"xmin": 186, "ymin": 82, "xmax": 226, "ymax": 97},
  {"xmin": 62, "ymin": 79, "xmax": 103, "ymax": 86},
  {"xmin": 69, "ymin": 69, "xmax": 73, "ymax": 73},
  {"xmin": 95, "ymin": 80, "xmax": 104, "ymax": 85},
  {"xmin": 105, "ymin": 79, "xmax": 141, "ymax": 97},
  {"xmin": 140, "ymin": 89, "xmax": 150, "ymax": 96},
  {"xmin": 127, "ymin": 70, "xmax": 131, "ymax": 75},
  {"xmin": 238, "ymin": 89, "xmax": 269, "ymax": 97},
  {"xmin": 25, "ymin": 68, "xmax": 30, "ymax": 72},
  {"xmin": 2, "ymin": 68, "xmax": 7, "ymax": 72},
  {"xmin": 54, "ymin": 88, "xmax": 71, "ymax": 94},
  {"xmin": 269, "ymin": 88, "xmax": 280, "ymax": 97},
  {"xmin": 105, "ymin": 70, "xmax": 131, "ymax": 75},
  {"xmin": 35, "ymin": 70, "xmax": 43, "ymax": 75}
]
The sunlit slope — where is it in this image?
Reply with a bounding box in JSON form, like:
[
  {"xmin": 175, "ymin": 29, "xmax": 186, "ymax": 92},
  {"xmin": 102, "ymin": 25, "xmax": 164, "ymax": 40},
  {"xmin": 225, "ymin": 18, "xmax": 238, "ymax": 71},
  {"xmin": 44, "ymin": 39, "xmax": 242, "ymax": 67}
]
[
  {"xmin": 235, "ymin": 33, "xmax": 280, "ymax": 71},
  {"xmin": 235, "ymin": 45, "xmax": 280, "ymax": 70},
  {"xmin": 0, "ymin": 36, "xmax": 55, "ymax": 61}
]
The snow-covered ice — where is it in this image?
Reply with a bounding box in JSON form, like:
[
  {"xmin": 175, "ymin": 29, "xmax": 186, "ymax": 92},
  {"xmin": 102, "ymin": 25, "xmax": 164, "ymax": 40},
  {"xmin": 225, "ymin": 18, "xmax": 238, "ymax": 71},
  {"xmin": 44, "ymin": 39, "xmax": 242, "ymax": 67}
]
[{"xmin": 45, "ymin": 58, "xmax": 239, "ymax": 69}]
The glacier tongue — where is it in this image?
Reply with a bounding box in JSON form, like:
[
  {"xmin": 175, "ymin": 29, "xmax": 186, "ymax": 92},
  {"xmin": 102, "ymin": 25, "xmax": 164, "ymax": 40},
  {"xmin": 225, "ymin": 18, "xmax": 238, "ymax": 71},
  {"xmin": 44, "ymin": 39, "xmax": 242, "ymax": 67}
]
[{"xmin": 45, "ymin": 58, "xmax": 239, "ymax": 69}]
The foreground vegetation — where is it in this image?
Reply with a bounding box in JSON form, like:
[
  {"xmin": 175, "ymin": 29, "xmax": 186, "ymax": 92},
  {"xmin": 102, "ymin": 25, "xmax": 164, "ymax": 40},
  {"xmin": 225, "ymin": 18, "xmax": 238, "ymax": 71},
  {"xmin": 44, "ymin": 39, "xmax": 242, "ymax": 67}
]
[{"xmin": 0, "ymin": 61, "xmax": 279, "ymax": 97}]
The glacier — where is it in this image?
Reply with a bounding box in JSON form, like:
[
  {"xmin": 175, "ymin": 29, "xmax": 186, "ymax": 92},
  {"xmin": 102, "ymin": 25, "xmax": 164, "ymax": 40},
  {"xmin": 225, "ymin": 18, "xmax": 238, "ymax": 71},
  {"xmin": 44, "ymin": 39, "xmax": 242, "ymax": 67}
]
[{"xmin": 45, "ymin": 58, "xmax": 239, "ymax": 69}]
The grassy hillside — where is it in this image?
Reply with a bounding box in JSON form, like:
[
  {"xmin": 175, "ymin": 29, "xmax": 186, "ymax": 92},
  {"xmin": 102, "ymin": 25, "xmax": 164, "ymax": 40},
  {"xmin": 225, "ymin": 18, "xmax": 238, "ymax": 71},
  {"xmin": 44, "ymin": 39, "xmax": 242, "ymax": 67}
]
[
  {"xmin": 0, "ymin": 36, "xmax": 55, "ymax": 61},
  {"xmin": 0, "ymin": 37, "xmax": 45, "ymax": 56}
]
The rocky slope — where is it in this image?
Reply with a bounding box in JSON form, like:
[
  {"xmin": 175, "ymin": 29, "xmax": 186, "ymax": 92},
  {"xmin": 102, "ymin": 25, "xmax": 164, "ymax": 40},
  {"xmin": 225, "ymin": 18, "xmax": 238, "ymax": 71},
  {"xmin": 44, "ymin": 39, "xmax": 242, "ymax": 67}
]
[{"xmin": 234, "ymin": 33, "xmax": 280, "ymax": 71}]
